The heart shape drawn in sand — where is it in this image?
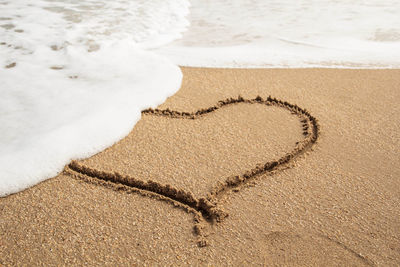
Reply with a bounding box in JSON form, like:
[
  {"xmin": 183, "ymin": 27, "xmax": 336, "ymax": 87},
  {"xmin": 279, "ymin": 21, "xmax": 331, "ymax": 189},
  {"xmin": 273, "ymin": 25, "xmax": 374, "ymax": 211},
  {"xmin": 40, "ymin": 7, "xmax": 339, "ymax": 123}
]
[{"xmin": 66, "ymin": 96, "xmax": 319, "ymax": 246}]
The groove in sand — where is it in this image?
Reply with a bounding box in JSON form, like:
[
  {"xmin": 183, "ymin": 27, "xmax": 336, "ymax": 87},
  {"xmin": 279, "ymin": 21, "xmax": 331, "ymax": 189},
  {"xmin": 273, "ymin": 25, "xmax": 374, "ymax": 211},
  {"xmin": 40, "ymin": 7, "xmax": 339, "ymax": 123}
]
[{"xmin": 65, "ymin": 95, "xmax": 320, "ymax": 246}]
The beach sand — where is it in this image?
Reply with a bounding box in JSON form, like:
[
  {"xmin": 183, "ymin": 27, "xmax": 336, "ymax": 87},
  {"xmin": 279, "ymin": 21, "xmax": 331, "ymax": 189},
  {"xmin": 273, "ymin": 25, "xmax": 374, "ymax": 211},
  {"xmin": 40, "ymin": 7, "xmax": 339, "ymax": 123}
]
[{"xmin": 1, "ymin": 68, "xmax": 399, "ymax": 266}]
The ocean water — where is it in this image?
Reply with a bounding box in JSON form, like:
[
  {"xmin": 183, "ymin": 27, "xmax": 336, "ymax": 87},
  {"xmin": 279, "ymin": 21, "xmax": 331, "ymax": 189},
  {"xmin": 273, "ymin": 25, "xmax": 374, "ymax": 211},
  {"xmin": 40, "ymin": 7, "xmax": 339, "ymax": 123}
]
[
  {"xmin": 1, "ymin": 0, "xmax": 399, "ymax": 196},
  {"xmin": 0, "ymin": 0, "xmax": 189, "ymax": 196},
  {"xmin": 157, "ymin": 0, "xmax": 400, "ymax": 68}
]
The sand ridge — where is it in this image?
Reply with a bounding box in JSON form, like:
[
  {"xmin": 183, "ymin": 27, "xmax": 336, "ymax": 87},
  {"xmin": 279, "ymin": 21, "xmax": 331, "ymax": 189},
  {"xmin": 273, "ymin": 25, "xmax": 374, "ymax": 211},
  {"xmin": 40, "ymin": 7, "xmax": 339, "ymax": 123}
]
[{"xmin": 65, "ymin": 95, "xmax": 319, "ymax": 246}]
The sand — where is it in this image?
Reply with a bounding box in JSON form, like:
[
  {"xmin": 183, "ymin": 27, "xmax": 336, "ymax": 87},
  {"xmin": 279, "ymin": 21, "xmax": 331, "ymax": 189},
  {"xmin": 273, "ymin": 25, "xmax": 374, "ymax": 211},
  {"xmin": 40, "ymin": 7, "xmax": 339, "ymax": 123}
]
[{"xmin": 1, "ymin": 68, "xmax": 399, "ymax": 266}]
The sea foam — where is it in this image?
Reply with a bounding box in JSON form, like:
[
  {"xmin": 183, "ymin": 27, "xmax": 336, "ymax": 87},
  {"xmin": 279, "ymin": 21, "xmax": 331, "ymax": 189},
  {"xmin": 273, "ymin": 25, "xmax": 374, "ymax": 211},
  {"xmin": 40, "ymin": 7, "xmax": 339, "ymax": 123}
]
[
  {"xmin": 0, "ymin": 0, "xmax": 190, "ymax": 196},
  {"xmin": 155, "ymin": 0, "xmax": 400, "ymax": 68}
]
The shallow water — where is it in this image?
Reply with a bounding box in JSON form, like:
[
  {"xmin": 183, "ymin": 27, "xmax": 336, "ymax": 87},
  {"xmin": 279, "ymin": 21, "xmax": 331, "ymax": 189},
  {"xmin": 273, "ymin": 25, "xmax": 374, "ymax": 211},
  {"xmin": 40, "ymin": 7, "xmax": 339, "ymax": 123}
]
[
  {"xmin": 156, "ymin": 0, "xmax": 400, "ymax": 67},
  {"xmin": 0, "ymin": 0, "xmax": 189, "ymax": 196}
]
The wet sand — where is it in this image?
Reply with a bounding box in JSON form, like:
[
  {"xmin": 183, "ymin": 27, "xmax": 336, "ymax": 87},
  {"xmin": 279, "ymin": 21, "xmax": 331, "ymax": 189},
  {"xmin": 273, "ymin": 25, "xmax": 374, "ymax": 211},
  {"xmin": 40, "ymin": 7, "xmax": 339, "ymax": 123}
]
[{"xmin": 1, "ymin": 68, "xmax": 399, "ymax": 266}]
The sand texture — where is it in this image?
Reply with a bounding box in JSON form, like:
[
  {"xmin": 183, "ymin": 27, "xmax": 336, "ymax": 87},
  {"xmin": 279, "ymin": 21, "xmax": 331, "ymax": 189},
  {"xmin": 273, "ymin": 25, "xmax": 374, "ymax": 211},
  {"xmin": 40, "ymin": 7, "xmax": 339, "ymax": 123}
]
[{"xmin": 1, "ymin": 68, "xmax": 399, "ymax": 266}]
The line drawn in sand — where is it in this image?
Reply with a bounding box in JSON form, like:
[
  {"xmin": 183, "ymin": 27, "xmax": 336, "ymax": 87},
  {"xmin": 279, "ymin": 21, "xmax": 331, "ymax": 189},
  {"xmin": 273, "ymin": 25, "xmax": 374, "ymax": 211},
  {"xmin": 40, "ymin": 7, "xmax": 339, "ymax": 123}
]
[{"xmin": 65, "ymin": 95, "xmax": 320, "ymax": 247}]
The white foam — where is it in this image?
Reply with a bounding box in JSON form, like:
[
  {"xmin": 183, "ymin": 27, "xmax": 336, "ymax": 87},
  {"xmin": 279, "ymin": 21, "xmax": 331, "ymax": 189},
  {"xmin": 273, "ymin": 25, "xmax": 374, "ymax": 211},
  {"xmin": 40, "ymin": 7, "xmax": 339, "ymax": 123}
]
[
  {"xmin": 155, "ymin": 0, "xmax": 400, "ymax": 68},
  {"xmin": 0, "ymin": 0, "xmax": 189, "ymax": 196}
]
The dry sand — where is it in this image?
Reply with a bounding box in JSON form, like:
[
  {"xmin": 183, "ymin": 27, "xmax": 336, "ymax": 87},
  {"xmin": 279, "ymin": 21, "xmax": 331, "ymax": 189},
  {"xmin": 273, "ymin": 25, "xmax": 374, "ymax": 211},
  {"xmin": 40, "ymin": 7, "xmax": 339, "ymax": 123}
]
[{"xmin": 1, "ymin": 68, "xmax": 399, "ymax": 266}]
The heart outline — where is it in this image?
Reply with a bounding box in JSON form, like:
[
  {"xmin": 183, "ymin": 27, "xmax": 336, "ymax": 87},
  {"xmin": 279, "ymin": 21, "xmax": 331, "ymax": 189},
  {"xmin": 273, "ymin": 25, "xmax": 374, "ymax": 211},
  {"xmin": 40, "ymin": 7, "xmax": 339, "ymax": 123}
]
[{"xmin": 66, "ymin": 95, "xmax": 320, "ymax": 246}]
